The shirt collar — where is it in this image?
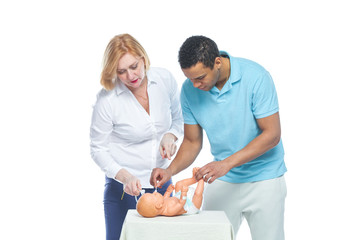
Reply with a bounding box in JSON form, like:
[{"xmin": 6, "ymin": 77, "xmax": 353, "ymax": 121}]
[{"xmin": 115, "ymin": 68, "xmax": 157, "ymax": 95}]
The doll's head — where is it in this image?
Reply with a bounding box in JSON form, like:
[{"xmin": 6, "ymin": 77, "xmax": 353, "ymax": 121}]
[{"xmin": 136, "ymin": 192, "xmax": 164, "ymax": 217}]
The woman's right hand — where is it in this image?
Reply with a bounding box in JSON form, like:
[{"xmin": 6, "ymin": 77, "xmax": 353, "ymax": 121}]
[
  {"xmin": 115, "ymin": 169, "xmax": 142, "ymax": 196},
  {"xmin": 123, "ymin": 176, "xmax": 142, "ymax": 196}
]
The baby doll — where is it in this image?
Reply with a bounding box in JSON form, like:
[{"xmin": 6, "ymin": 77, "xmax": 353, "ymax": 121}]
[{"xmin": 136, "ymin": 167, "xmax": 204, "ymax": 217}]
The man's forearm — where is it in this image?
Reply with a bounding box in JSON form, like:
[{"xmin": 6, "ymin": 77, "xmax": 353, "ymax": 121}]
[
  {"xmin": 224, "ymin": 129, "xmax": 280, "ymax": 169},
  {"xmin": 168, "ymin": 138, "xmax": 202, "ymax": 176}
]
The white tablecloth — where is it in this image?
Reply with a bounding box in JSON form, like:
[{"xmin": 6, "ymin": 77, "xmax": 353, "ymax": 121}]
[{"xmin": 119, "ymin": 210, "xmax": 234, "ymax": 240}]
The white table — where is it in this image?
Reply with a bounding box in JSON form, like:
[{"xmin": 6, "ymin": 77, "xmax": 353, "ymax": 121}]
[{"xmin": 119, "ymin": 210, "xmax": 234, "ymax": 240}]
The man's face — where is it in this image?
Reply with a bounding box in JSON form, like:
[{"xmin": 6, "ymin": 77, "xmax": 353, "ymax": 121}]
[{"xmin": 182, "ymin": 61, "xmax": 220, "ymax": 91}]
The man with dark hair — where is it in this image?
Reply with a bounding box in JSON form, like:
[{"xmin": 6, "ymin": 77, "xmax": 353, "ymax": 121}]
[{"xmin": 151, "ymin": 35, "xmax": 287, "ymax": 240}]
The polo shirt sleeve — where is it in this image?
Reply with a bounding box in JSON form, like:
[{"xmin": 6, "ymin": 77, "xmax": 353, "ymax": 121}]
[
  {"xmin": 180, "ymin": 83, "xmax": 198, "ymax": 125},
  {"xmin": 251, "ymin": 71, "xmax": 279, "ymax": 119}
]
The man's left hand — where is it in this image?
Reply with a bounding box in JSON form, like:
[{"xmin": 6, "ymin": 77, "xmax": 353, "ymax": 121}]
[{"xmin": 194, "ymin": 161, "xmax": 232, "ymax": 184}]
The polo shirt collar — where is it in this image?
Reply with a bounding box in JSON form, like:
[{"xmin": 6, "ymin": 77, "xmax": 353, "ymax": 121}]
[
  {"xmin": 220, "ymin": 51, "xmax": 241, "ymax": 84},
  {"xmin": 210, "ymin": 51, "xmax": 241, "ymax": 95}
]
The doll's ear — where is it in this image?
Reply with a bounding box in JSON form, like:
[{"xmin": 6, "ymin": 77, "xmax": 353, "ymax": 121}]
[{"xmin": 155, "ymin": 202, "xmax": 163, "ymax": 209}]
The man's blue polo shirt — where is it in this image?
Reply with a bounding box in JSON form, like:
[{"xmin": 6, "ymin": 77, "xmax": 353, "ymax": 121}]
[{"xmin": 180, "ymin": 51, "xmax": 287, "ymax": 183}]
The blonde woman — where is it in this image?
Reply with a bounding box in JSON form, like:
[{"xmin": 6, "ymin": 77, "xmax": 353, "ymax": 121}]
[{"xmin": 90, "ymin": 34, "xmax": 183, "ymax": 240}]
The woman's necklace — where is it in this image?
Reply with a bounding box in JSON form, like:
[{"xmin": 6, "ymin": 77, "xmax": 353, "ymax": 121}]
[
  {"xmin": 134, "ymin": 93, "xmax": 148, "ymax": 101},
  {"xmin": 132, "ymin": 81, "xmax": 149, "ymax": 114},
  {"xmin": 133, "ymin": 85, "xmax": 148, "ymax": 101},
  {"xmin": 132, "ymin": 77, "xmax": 148, "ymax": 100}
]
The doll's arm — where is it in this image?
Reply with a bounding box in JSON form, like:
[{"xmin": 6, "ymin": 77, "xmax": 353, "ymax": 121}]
[
  {"xmin": 162, "ymin": 186, "xmax": 188, "ymax": 216},
  {"xmin": 164, "ymin": 184, "xmax": 174, "ymax": 199},
  {"xmin": 176, "ymin": 186, "xmax": 188, "ymax": 213},
  {"xmin": 179, "ymin": 186, "xmax": 188, "ymax": 201}
]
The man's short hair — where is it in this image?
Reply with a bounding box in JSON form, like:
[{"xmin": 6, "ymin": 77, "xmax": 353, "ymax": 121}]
[{"xmin": 178, "ymin": 35, "xmax": 220, "ymax": 69}]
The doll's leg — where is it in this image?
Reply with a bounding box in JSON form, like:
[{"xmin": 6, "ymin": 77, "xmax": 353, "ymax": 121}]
[
  {"xmin": 192, "ymin": 178, "xmax": 204, "ymax": 209},
  {"xmin": 174, "ymin": 167, "xmax": 200, "ymax": 193}
]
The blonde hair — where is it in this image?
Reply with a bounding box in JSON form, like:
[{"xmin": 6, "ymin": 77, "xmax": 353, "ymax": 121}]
[{"xmin": 100, "ymin": 33, "xmax": 150, "ymax": 90}]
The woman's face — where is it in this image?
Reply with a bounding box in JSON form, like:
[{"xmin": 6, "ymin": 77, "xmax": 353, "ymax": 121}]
[{"xmin": 116, "ymin": 52, "xmax": 146, "ymax": 90}]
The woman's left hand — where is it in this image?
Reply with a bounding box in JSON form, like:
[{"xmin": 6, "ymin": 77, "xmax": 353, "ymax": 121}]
[{"xmin": 159, "ymin": 133, "xmax": 177, "ymax": 160}]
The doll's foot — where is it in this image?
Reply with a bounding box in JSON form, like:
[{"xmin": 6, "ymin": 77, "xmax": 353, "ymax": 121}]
[
  {"xmin": 192, "ymin": 167, "xmax": 200, "ymax": 177},
  {"xmin": 182, "ymin": 185, "xmax": 189, "ymax": 193}
]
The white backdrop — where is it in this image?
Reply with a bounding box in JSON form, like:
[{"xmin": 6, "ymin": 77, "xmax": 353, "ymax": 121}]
[{"xmin": 1, "ymin": 0, "xmax": 359, "ymax": 239}]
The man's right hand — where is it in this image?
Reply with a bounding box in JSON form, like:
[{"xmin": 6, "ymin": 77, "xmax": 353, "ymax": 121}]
[{"xmin": 150, "ymin": 168, "xmax": 172, "ymax": 188}]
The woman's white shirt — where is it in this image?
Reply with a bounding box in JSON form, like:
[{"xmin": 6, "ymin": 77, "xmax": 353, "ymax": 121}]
[{"xmin": 90, "ymin": 67, "xmax": 183, "ymax": 188}]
